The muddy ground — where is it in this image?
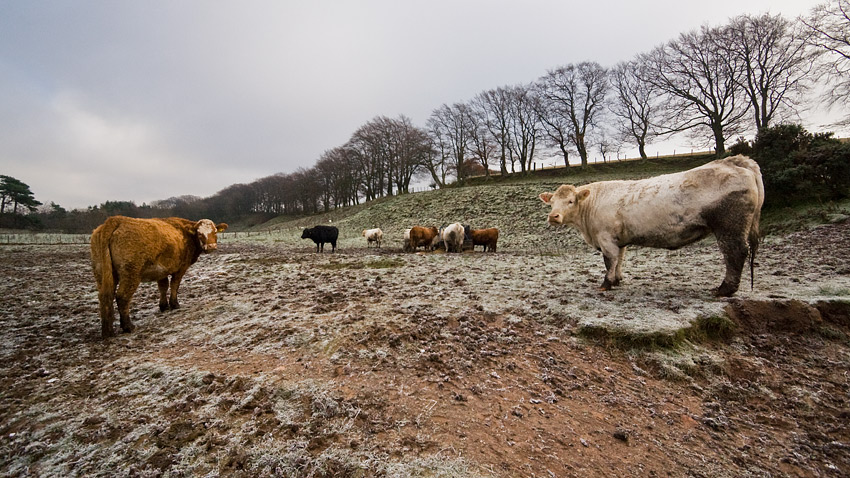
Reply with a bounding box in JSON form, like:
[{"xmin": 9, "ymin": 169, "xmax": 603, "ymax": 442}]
[{"xmin": 1, "ymin": 221, "xmax": 849, "ymax": 477}]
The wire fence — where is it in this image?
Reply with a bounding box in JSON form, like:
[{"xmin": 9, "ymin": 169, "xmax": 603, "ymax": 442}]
[
  {"xmin": 0, "ymin": 233, "xmax": 91, "ymax": 245},
  {"xmin": 0, "ymin": 231, "xmax": 294, "ymax": 245}
]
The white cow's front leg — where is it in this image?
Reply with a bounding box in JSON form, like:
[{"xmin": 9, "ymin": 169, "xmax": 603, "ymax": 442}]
[{"xmin": 598, "ymin": 239, "xmax": 624, "ymax": 290}]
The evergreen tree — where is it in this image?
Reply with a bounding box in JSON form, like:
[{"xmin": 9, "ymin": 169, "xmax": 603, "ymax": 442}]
[{"xmin": 0, "ymin": 175, "xmax": 42, "ymax": 215}]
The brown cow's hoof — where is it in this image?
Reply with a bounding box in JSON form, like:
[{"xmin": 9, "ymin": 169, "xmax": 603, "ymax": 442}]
[{"xmin": 159, "ymin": 303, "xmax": 169, "ymax": 312}]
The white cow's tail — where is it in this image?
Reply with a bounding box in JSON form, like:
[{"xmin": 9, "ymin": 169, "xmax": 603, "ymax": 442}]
[
  {"xmin": 747, "ymin": 158, "xmax": 765, "ymax": 291},
  {"xmin": 749, "ymin": 223, "xmax": 759, "ymax": 291}
]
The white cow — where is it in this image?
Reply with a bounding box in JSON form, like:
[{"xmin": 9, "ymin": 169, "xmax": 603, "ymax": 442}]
[
  {"xmin": 362, "ymin": 228, "xmax": 383, "ymax": 248},
  {"xmin": 539, "ymin": 155, "xmax": 764, "ymax": 296},
  {"xmin": 442, "ymin": 222, "xmax": 465, "ymax": 253}
]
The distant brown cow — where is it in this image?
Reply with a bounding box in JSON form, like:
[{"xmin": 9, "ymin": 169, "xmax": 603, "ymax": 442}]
[
  {"xmin": 90, "ymin": 216, "xmax": 228, "ymax": 338},
  {"xmin": 408, "ymin": 226, "xmax": 439, "ymax": 252},
  {"xmin": 471, "ymin": 227, "xmax": 499, "ymax": 252}
]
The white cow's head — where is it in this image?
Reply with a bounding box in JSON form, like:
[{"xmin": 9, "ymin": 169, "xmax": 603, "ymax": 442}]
[
  {"xmin": 195, "ymin": 219, "xmax": 229, "ymax": 252},
  {"xmin": 539, "ymin": 185, "xmax": 590, "ymax": 226}
]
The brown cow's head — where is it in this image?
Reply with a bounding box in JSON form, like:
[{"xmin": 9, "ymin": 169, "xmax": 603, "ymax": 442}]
[
  {"xmin": 196, "ymin": 219, "xmax": 228, "ymax": 253},
  {"xmin": 539, "ymin": 185, "xmax": 590, "ymax": 225}
]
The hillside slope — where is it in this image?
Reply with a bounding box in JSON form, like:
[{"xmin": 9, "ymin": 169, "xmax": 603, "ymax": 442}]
[{"xmin": 243, "ymin": 156, "xmax": 719, "ymax": 251}]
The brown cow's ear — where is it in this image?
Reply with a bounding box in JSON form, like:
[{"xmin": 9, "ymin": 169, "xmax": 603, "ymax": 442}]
[
  {"xmin": 216, "ymin": 223, "xmax": 229, "ymax": 232},
  {"xmin": 539, "ymin": 192, "xmax": 553, "ymax": 204},
  {"xmin": 577, "ymin": 189, "xmax": 591, "ymax": 201}
]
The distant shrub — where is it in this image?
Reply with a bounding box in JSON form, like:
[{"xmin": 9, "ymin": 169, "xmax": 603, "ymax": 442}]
[
  {"xmin": 728, "ymin": 136, "xmax": 753, "ymax": 157},
  {"xmin": 751, "ymin": 124, "xmax": 850, "ymax": 206}
]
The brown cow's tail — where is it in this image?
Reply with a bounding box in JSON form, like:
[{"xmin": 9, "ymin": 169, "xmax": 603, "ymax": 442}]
[{"xmin": 91, "ymin": 218, "xmax": 119, "ymax": 337}]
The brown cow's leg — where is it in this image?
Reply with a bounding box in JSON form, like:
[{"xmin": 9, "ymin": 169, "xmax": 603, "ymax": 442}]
[
  {"xmin": 715, "ymin": 234, "xmax": 748, "ymax": 297},
  {"xmin": 99, "ymin": 290, "xmax": 116, "ymax": 338},
  {"xmin": 157, "ymin": 278, "xmax": 170, "ymax": 312},
  {"xmin": 93, "ymin": 265, "xmax": 116, "ymax": 337},
  {"xmin": 115, "ymin": 278, "xmax": 140, "ymax": 333}
]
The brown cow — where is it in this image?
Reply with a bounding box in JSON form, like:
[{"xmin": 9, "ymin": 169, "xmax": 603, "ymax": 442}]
[
  {"xmin": 90, "ymin": 216, "xmax": 228, "ymax": 338},
  {"xmin": 408, "ymin": 226, "xmax": 439, "ymax": 252},
  {"xmin": 471, "ymin": 227, "xmax": 499, "ymax": 252}
]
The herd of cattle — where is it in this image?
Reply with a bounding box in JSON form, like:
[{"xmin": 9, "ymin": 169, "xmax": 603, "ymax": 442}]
[
  {"xmin": 298, "ymin": 223, "xmax": 500, "ymax": 254},
  {"xmin": 90, "ymin": 156, "xmax": 764, "ymax": 338}
]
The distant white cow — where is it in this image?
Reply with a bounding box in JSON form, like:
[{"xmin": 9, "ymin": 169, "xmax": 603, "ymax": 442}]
[
  {"xmin": 402, "ymin": 228, "xmax": 412, "ymax": 252},
  {"xmin": 442, "ymin": 222, "xmax": 465, "ymax": 253},
  {"xmin": 362, "ymin": 228, "xmax": 383, "ymax": 248}
]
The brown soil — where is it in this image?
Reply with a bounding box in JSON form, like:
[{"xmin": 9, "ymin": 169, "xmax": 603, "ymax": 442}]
[{"xmin": 1, "ymin": 221, "xmax": 849, "ymax": 477}]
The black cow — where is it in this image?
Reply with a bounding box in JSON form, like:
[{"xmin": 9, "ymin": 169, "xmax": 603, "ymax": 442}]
[{"xmin": 301, "ymin": 225, "xmax": 339, "ymax": 253}]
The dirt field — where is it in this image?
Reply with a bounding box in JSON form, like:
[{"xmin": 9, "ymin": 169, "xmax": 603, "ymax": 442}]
[{"xmin": 1, "ymin": 220, "xmax": 849, "ymax": 477}]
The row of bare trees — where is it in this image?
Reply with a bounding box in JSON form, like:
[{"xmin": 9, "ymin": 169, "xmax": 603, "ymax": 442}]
[
  {"xmin": 26, "ymin": 2, "xmax": 850, "ymax": 230},
  {"xmin": 422, "ymin": 7, "xmax": 847, "ymax": 185},
  {"xmin": 175, "ymin": 5, "xmax": 850, "ymax": 222}
]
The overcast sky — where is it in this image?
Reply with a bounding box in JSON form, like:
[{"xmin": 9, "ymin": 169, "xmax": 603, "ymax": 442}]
[{"xmin": 0, "ymin": 0, "xmax": 836, "ymax": 210}]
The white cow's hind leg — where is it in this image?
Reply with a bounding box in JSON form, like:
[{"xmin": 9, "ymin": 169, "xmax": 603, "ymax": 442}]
[
  {"xmin": 615, "ymin": 247, "xmax": 627, "ymax": 284},
  {"xmin": 715, "ymin": 233, "xmax": 748, "ymax": 297}
]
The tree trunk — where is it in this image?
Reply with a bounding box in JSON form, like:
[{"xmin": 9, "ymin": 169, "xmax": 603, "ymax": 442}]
[{"xmin": 559, "ymin": 146, "xmax": 570, "ymax": 168}]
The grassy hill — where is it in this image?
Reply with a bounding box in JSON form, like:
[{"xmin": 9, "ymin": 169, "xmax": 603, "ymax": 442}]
[{"xmin": 237, "ymin": 154, "xmax": 849, "ymax": 250}]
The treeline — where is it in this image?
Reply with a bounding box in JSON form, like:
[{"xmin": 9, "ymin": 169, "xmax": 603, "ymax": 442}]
[{"xmin": 8, "ymin": 2, "xmax": 850, "ymax": 232}]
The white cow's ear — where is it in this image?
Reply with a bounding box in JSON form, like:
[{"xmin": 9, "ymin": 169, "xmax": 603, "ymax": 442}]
[
  {"xmin": 539, "ymin": 192, "xmax": 553, "ymax": 204},
  {"xmin": 577, "ymin": 189, "xmax": 591, "ymax": 201}
]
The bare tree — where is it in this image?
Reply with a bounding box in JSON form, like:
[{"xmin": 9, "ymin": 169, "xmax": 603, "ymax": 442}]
[
  {"xmin": 641, "ymin": 26, "xmax": 748, "ymax": 154},
  {"xmin": 803, "ymin": 0, "xmax": 850, "ymax": 125},
  {"xmin": 253, "ymin": 174, "xmax": 289, "ymax": 214},
  {"xmin": 533, "ymin": 85, "xmax": 574, "ymax": 168},
  {"xmin": 427, "ymin": 103, "xmax": 475, "ymax": 185},
  {"xmin": 467, "ymin": 104, "xmax": 496, "ymax": 178},
  {"xmin": 506, "ymin": 84, "xmax": 541, "ymax": 173},
  {"xmin": 422, "ymin": 128, "xmax": 449, "ymax": 189},
  {"xmin": 387, "ymin": 115, "xmax": 430, "ymax": 194},
  {"xmin": 609, "ymin": 60, "xmax": 660, "ymax": 160},
  {"xmin": 595, "ymin": 128, "xmax": 621, "ymax": 163},
  {"xmin": 537, "ymin": 62, "xmax": 609, "ymax": 166},
  {"xmin": 472, "ymin": 87, "xmax": 513, "ymax": 175},
  {"xmin": 349, "ymin": 118, "xmax": 389, "ymax": 201},
  {"xmin": 291, "ymin": 167, "xmax": 321, "ymax": 214},
  {"xmin": 725, "ymin": 13, "xmax": 814, "ymax": 131}
]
